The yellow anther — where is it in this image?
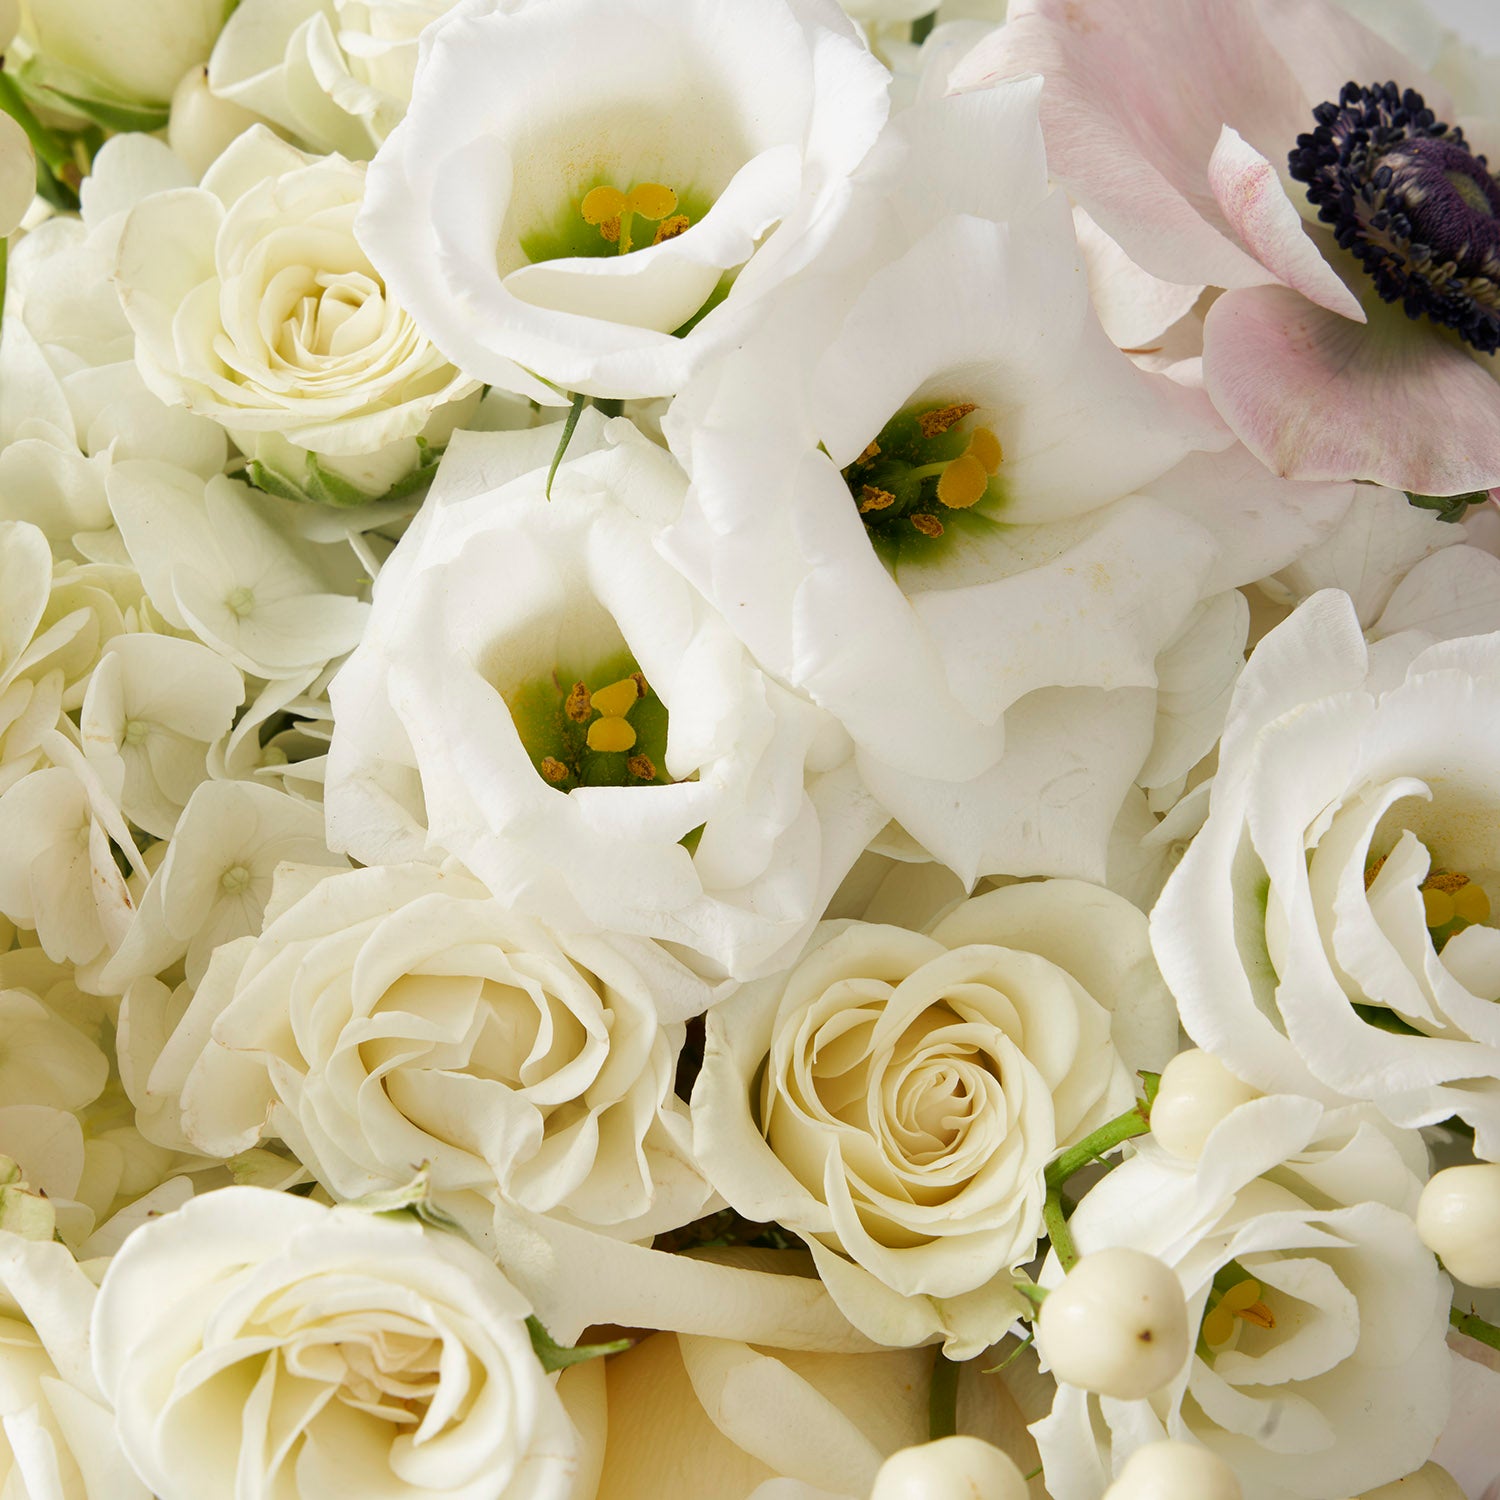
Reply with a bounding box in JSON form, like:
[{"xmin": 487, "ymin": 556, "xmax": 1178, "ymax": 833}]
[
  {"xmin": 966, "ymin": 426, "xmax": 1004, "ymax": 474},
  {"xmin": 581, "ymin": 186, "xmax": 628, "ymax": 226},
  {"xmin": 1423, "ymin": 886, "xmax": 1457, "ymax": 928},
  {"xmin": 858, "ymin": 485, "xmax": 896, "ymax": 513},
  {"xmin": 910, "ymin": 512, "xmax": 944, "ymax": 538},
  {"xmin": 540, "ymin": 757, "xmax": 570, "ymax": 784},
  {"xmin": 565, "ymin": 681, "xmax": 592, "ymax": 723},
  {"xmin": 1425, "ymin": 870, "xmax": 1472, "ymax": 895},
  {"xmin": 626, "ymin": 182, "xmax": 678, "ymax": 220},
  {"xmin": 855, "ymin": 439, "xmax": 881, "ymax": 465},
  {"xmin": 627, "ymin": 753, "xmax": 657, "ymax": 781},
  {"xmin": 936, "ymin": 453, "xmax": 989, "ymax": 510},
  {"xmin": 587, "ymin": 717, "xmax": 637, "ymax": 753},
  {"xmin": 591, "ymin": 676, "xmax": 642, "ymax": 718},
  {"xmin": 1454, "ymin": 882, "xmax": 1492, "ymax": 925},
  {"xmin": 918, "ymin": 403, "xmax": 977, "ymax": 438},
  {"xmin": 653, "ymin": 214, "xmax": 691, "ymax": 244},
  {"xmin": 1237, "ymin": 1300, "xmax": 1277, "ymax": 1332},
  {"xmin": 1202, "ymin": 1279, "xmax": 1268, "ymax": 1346},
  {"xmin": 1364, "ymin": 854, "xmax": 1387, "ymax": 890}
]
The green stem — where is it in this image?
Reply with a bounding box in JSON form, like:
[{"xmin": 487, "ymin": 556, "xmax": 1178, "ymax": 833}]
[
  {"xmin": 1044, "ymin": 1101, "xmax": 1152, "ymax": 1190},
  {"xmin": 910, "ymin": 10, "xmax": 937, "ymax": 44},
  {"xmin": 928, "ymin": 1349, "xmax": 960, "ymax": 1440},
  {"xmin": 1042, "ymin": 1186, "xmax": 1078, "ymax": 1271},
  {"xmin": 545, "ymin": 392, "xmax": 588, "ymax": 499},
  {"xmin": 0, "ymin": 72, "xmax": 80, "ymax": 189},
  {"xmin": 1451, "ymin": 1304, "xmax": 1500, "ymax": 1353}
]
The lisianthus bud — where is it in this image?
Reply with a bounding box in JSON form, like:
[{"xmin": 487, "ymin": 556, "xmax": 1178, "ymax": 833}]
[
  {"xmin": 1357, "ymin": 1462, "xmax": 1468, "ymax": 1499},
  {"xmin": 1150, "ymin": 1049, "xmax": 1261, "ymax": 1160},
  {"xmin": 1103, "ymin": 1440, "xmax": 1242, "ymax": 1500},
  {"xmin": 167, "ymin": 65, "xmax": 261, "ymax": 178},
  {"xmin": 1415, "ymin": 1163, "xmax": 1500, "ymax": 1287},
  {"xmin": 1038, "ymin": 1248, "xmax": 1190, "ymax": 1400},
  {"xmin": 870, "ymin": 1437, "xmax": 1029, "ymax": 1500}
]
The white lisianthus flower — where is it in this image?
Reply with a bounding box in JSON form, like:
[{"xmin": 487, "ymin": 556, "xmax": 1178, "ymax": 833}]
[
  {"xmin": 0, "ymin": 1230, "xmax": 149, "ymax": 1499},
  {"xmin": 92, "ymin": 1188, "xmax": 582, "ymax": 1500},
  {"xmin": 1031, "ymin": 1095, "xmax": 1449, "ymax": 1500},
  {"xmin": 114, "ymin": 126, "xmax": 479, "ymax": 499},
  {"xmin": 1151, "ymin": 591, "xmax": 1500, "ymax": 1157},
  {"xmin": 355, "ymin": 0, "xmax": 890, "ymax": 401},
  {"xmin": 210, "ymin": 0, "xmax": 459, "ymax": 158},
  {"xmin": 324, "ymin": 418, "xmax": 885, "ymax": 996},
  {"xmin": 662, "ymin": 84, "xmax": 1353, "ymax": 882},
  {"xmin": 692, "ymin": 880, "xmax": 1176, "ymax": 1354},
  {"xmin": 17, "ymin": 0, "xmax": 227, "ymax": 112},
  {"xmin": 148, "ymin": 861, "xmax": 714, "ymax": 1241}
]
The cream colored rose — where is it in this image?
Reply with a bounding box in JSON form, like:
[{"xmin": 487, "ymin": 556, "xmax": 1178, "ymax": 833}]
[
  {"xmin": 153, "ymin": 862, "xmax": 711, "ymax": 1242},
  {"xmin": 92, "ymin": 1188, "xmax": 582, "ymax": 1500},
  {"xmin": 114, "ymin": 126, "xmax": 478, "ymax": 499},
  {"xmin": 693, "ymin": 881, "xmax": 1174, "ymax": 1354}
]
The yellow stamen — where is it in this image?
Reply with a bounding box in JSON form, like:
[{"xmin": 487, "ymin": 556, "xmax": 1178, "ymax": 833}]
[
  {"xmin": 627, "ymin": 753, "xmax": 657, "ymax": 781},
  {"xmin": 966, "ymin": 426, "xmax": 1004, "ymax": 474},
  {"xmin": 918, "ymin": 403, "xmax": 976, "ymax": 438},
  {"xmin": 597, "ymin": 216, "xmax": 621, "ymax": 244},
  {"xmin": 1237, "ymin": 1300, "xmax": 1277, "ymax": 1332},
  {"xmin": 1425, "ymin": 869, "xmax": 1472, "ymax": 895},
  {"xmin": 1364, "ymin": 854, "xmax": 1387, "ymax": 890},
  {"xmin": 587, "ymin": 717, "xmax": 637, "ymax": 753},
  {"xmin": 591, "ymin": 677, "xmax": 643, "ymax": 718},
  {"xmin": 540, "ymin": 757, "xmax": 570, "ymax": 784},
  {"xmin": 936, "ymin": 453, "xmax": 989, "ymax": 510},
  {"xmin": 1454, "ymin": 882, "xmax": 1492, "ymax": 925},
  {"xmin": 855, "ymin": 439, "xmax": 881, "ymax": 465},
  {"xmin": 910, "ymin": 513, "xmax": 944, "ymax": 538},
  {"xmin": 581, "ymin": 186, "xmax": 628, "ymax": 226},
  {"xmin": 653, "ymin": 214, "xmax": 690, "ymax": 244},
  {"xmin": 1423, "ymin": 886, "xmax": 1457, "ymax": 928},
  {"xmin": 626, "ymin": 182, "xmax": 678, "ymax": 220},
  {"xmin": 564, "ymin": 682, "xmax": 592, "ymax": 723},
  {"xmin": 858, "ymin": 485, "xmax": 896, "ymax": 513}
]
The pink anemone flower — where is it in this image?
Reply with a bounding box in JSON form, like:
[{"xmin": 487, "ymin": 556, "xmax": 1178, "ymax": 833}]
[{"xmin": 951, "ymin": 0, "xmax": 1500, "ymax": 499}]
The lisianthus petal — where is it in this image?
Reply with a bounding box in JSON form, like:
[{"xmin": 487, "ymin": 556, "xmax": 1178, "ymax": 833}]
[{"xmin": 1204, "ymin": 285, "xmax": 1500, "ymax": 491}]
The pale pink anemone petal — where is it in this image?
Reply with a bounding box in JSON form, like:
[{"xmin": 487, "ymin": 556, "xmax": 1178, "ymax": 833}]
[
  {"xmin": 948, "ymin": 0, "xmax": 1316, "ymax": 290},
  {"xmin": 1207, "ymin": 126, "xmax": 1363, "ymax": 319},
  {"xmin": 1204, "ymin": 284, "xmax": 1500, "ymax": 493}
]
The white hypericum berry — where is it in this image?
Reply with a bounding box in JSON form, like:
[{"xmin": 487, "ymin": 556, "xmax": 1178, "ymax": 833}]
[
  {"xmin": 1149, "ymin": 1049, "xmax": 1261, "ymax": 1161},
  {"xmin": 870, "ymin": 1436, "xmax": 1030, "ymax": 1500},
  {"xmin": 1037, "ymin": 1248, "xmax": 1190, "ymax": 1400},
  {"xmin": 1102, "ymin": 1440, "xmax": 1242, "ymax": 1500},
  {"xmin": 1416, "ymin": 1163, "xmax": 1500, "ymax": 1287},
  {"xmin": 1357, "ymin": 1461, "xmax": 1468, "ymax": 1499}
]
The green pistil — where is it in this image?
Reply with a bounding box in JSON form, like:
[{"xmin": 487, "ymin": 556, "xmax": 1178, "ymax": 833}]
[
  {"xmin": 505, "ymin": 650, "xmax": 671, "ymax": 792},
  {"xmin": 841, "ymin": 400, "xmax": 1006, "ymax": 571}
]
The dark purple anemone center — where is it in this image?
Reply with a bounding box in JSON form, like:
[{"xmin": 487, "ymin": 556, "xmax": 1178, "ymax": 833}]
[{"xmin": 1288, "ymin": 81, "xmax": 1500, "ymax": 353}]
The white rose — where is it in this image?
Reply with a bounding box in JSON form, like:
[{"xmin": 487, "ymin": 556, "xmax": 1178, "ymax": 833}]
[
  {"xmin": 569, "ymin": 1334, "xmax": 1037, "ymax": 1500},
  {"xmin": 355, "ymin": 0, "xmax": 890, "ymax": 401},
  {"xmin": 153, "ymin": 861, "xmax": 714, "ymax": 1242},
  {"xmin": 661, "ymin": 84, "xmax": 1350, "ymax": 882},
  {"xmin": 1151, "ymin": 591, "xmax": 1500, "ymax": 1157},
  {"xmin": 1031, "ymin": 1095, "xmax": 1450, "ymax": 1500},
  {"xmin": 324, "ymin": 418, "xmax": 885, "ymax": 994},
  {"xmin": 0, "ymin": 1230, "xmax": 148, "ymax": 1499},
  {"xmin": 210, "ymin": 0, "xmax": 459, "ymax": 158},
  {"xmin": 114, "ymin": 126, "xmax": 478, "ymax": 496},
  {"xmin": 692, "ymin": 880, "xmax": 1175, "ymax": 1353},
  {"xmin": 93, "ymin": 1187, "xmax": 582, "ymax": 1500},
  {"xmin": 18, "ymin": 0, "xmax": 227, "ymax": 110}
]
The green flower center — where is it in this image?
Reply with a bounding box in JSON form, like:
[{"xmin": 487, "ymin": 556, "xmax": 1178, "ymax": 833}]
[
  {"xmin": 841, "ymin": 401, "xmax": 1006, "ymax": 570},
  {"xmin": 505, "ymin": 650, "xmax": 671, "ymax": 792},
  {"xmin": 1198, "ymin": 1261, "xmax": 1276, "ymax": 1362},
  {"xmin": 520, "ymin": 177, "xmax": 714, "ymax": 264}
]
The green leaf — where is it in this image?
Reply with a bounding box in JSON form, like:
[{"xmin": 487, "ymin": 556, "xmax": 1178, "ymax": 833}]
[
  {"xmin": 1405, "ymin": 489, "xmax": 1486, "ymax": 523},
  {"xmin": 526, "ymin": 1315, "xmax": 631, "ymax": 1372},
  {"xmin": 246, "ymin": 445, "xmax": 446, "ymax": 509},
  {"xmin": 547, "ymin": 393, "xmax": 588, "ymax": 499}
]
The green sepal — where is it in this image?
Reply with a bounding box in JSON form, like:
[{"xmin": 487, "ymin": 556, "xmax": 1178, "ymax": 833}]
[
  {"xmin": 1405, "ymin": 489, "xmax": 1486, "ymax": 523},
  {"xmin": 16, "ymin": 60, "xmax": 169, "ymax": 133},
  {"xmin": 246, "ymin": 441, "xmax": 444, "ymax": 508},
  {"xmin": 526, "ymin": 1315, "xmax": 631, "ymax": 1372}
]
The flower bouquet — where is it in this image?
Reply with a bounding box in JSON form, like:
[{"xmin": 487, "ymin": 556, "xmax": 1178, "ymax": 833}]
[{"xmin": 0, "ymin": 0, "xmax": 1497, "ymax": 1497}]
